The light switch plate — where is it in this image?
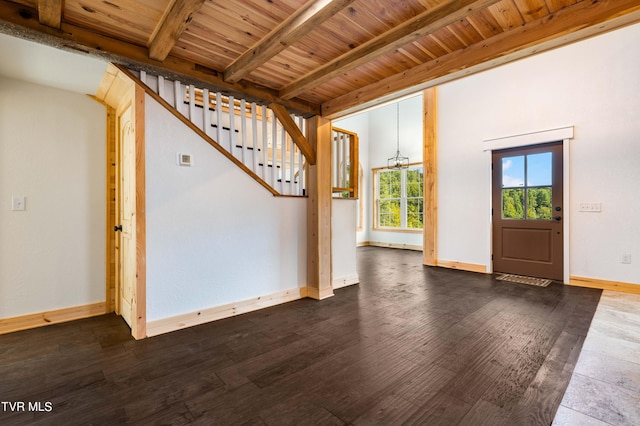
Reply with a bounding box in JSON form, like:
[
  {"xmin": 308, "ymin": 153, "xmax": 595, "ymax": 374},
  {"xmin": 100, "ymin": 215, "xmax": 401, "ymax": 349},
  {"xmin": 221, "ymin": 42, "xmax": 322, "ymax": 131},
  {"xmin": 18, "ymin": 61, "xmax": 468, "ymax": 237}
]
[{"xmin": 12, "ymin": 195, "xmax": 26, "ymax": 211}]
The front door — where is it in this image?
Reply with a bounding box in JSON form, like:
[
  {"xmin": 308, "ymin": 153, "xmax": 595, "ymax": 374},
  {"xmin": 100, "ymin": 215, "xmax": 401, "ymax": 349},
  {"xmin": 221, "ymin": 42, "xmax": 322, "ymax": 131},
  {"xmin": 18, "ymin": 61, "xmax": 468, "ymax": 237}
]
[{"xmin": 492, "ymin": 142, "xmax": 563, "ymax": 281}]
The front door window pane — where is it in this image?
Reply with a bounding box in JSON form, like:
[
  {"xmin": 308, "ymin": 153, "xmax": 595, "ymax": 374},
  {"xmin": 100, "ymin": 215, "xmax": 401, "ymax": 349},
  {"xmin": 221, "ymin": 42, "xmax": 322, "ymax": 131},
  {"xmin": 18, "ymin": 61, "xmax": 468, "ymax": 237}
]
[
  {"xmin": 527, "ymin": 152, "xmax": 552, "ymax": 186},
  {"xmin": 502, "ymin": 189, "xmax": 524, "ymax": 219},
  {"xmin": 527, "ymin": 187, "xmax": 552, "ymax": 219},
  {"xmin": 502, "ymin": 156, "xmax": 524, "ymax": 187}
]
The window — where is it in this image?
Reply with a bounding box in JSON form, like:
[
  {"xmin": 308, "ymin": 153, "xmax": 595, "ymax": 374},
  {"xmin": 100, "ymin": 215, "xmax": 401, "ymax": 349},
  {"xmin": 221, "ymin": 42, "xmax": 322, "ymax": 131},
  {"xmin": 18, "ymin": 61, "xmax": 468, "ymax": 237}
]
[
  {"xmin": 332, "ymin": 128, "xmax": 359, "ymax": 199},
  {"xmin": 501, "ymin": 152, "xmax": 552, "ymax": 220},
  {"xmin": 374, "ymin": 165, "xmax": 423, "ymax": 230}
]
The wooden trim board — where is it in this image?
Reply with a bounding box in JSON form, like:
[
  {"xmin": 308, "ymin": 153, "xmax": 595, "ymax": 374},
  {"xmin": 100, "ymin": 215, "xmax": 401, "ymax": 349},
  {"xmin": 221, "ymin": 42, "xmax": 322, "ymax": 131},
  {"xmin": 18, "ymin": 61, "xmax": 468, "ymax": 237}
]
[
  {"xmin": 0, "ymin": 302, "xmax": 107, "ymax": 335},
  {"xmin": 436, "ymin": 260, "xmax": 488, "ymax": 274},
  {"xmin": 365, "ymin": 241, "xmax": 423, "ymax": 251},
  {"xmin": 423, "ymin": 87, "xmax": 437, "ymax": 266},
  {"xmin": 568, "ymin": 276, "xmax": 640, "ymax": 295},
  {"xmin": 133, "ymin": 84, "xmax": 147, "ymax": 340},
  {"xmin": 146, "ymin": 287, "xmax": 308, "ymax": 337}
]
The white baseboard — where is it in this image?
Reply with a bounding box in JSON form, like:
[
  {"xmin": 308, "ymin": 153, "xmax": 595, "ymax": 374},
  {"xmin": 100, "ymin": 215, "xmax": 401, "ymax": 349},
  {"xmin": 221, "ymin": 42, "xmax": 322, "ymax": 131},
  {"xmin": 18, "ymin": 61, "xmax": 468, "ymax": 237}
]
[{"xmin": 333, "ymin": 274, "xmax": 360, "ymax": 289}]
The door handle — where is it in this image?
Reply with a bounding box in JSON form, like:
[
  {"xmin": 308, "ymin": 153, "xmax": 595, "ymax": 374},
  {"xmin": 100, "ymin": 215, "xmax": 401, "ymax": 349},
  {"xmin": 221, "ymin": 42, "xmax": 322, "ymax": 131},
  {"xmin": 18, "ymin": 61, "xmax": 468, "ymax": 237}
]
[
  {"xmin": 554, "ymin": 216, "xmax": 562, "ymax": 221},
  {"xmin": 114, "ymin": 225, "xmax": 123, "ymax": 232}
]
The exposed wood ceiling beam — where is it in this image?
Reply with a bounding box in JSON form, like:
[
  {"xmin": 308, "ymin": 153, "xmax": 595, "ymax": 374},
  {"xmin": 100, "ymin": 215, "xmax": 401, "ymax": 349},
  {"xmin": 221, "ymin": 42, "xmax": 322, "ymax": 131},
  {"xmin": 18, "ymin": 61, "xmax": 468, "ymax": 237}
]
[
  {"xmin": 322, "ymin": 0, "xmax": 640, "ymax": 118},
  {"xmin": 148, "ymin": 0, "xmax": 205, "ymax": 61},
  {"xmin": 0, "ymin": 1, "xmax": 319, "ymax": 117},
  {"xmin": 269, "ymin": 103, "xmax": 316, "ymax": 165},
  {"xmin": 36, "ymin": 0, "xmax": 63, "ymax": 29},
  {"xmin": 224, "ymin": 0, "xmax": 355, "ymax": 83},
  {"xmin": 280, "ymin": 0, "xmax": 501, "ymax": 100}
]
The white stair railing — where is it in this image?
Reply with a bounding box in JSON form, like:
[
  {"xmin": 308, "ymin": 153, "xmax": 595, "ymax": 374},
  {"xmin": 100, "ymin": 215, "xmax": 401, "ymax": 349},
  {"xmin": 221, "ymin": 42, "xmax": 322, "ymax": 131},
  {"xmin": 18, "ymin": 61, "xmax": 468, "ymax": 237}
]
[{"xmin": 133, "ymin": 70, "xmax": 307, "ymax": 197}]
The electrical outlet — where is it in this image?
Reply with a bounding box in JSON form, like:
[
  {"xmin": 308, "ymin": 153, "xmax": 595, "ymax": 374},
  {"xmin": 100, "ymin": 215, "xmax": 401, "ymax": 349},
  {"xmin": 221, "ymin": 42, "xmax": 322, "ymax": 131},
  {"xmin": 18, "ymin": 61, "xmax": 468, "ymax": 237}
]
[
  {"xmin": 622, "ymin": 254, "xmax": 632, "ymax": 264},
  {"xmin": 12, "ymin": 195, "xmax": 26, "ymax": 211}
]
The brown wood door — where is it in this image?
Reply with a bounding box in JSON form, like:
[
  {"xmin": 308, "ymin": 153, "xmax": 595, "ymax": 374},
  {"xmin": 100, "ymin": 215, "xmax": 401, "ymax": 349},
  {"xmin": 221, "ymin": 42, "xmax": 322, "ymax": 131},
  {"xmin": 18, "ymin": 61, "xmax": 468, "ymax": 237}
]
[{"xmin": 492, "ymin": 142, "xmax": 563, "ymax": 280}]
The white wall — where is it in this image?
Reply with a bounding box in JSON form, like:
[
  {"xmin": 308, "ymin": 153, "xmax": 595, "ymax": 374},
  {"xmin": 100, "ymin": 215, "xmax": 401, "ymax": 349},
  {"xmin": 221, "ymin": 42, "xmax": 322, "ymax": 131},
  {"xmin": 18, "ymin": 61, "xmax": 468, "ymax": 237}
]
[
  {"xmin": 332, "ymin": 199, "xmax": 358, "ymax": 287},
  {"xmin": 145, "ymin": 95, "xmax": 307, "ymax": 321},
  {"xmin": 437, "ymin": 23, "xmax": 640, "ymax": 284},
  {"xmin": 335, "ymin": 95, "xmax": 424, "ymax": 249},
  {"xmin": 334, "ymin": 112, "xmax": 369, "ymax": 244},
  {"xmin": 0, "ymin": 77, "xmax": 106, "ymax": 318}
]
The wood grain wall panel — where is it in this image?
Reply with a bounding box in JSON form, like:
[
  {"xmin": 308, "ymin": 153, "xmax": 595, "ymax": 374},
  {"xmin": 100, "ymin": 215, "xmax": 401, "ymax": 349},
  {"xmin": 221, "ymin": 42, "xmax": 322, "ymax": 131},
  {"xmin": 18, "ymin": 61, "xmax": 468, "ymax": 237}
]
[
  {"xmin": 431, "ymin": 27, "xmax": 468, "ymax": 52},
  {"xmin": 172, "ymin": 33, "xmax": 241, "ymax": 69},
  {"xmin": 63, "ymin": 0, "xmax": 170, "ymax": 46},
  {"xmin": 513, "ymin": 0, "xmax": 550, "ymax": 23},
  {"xmin": 449, "ymin": 18, "xmax": 485, "ymax": 46},
  {"xmin": 466, "ymin": 9, "xmax": 505, "ymax": 39},
  {"xmin": 9, "ymin": 0, "xmax": 33, "ymax": 6},
  {"xmin": 488, "ymin": 0, "xmax": 525, "ymax": 30},
  {"xmin": 544, "ymin": 0, "xmax": 579, "ymax": 13},
  {"xmin": 410, "ymin": 40, "xmax": 438, "ymax": 60}
]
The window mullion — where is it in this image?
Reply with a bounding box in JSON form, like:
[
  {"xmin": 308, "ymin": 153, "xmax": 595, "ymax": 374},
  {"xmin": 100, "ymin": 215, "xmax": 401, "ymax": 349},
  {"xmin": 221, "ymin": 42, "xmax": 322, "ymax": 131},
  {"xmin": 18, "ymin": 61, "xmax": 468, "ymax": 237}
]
[{"xmin": 401, "ymin": 169, "xmax": 407, "ymax": 229}]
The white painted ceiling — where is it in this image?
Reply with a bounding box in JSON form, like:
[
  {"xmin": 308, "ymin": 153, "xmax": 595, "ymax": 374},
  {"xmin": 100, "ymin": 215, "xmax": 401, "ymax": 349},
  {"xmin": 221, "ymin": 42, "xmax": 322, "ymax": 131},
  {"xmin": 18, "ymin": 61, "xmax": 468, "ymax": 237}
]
[{"xmin": 0, "ymin": 33, "xmax": 107, "ymax": 95}]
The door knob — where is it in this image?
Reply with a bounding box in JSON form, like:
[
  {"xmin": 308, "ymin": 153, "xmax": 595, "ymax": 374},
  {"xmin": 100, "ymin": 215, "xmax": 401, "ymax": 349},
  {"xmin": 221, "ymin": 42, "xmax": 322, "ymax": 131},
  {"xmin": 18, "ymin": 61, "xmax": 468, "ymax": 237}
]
[{"xmin": 114, "ymin": 225, "xmax": 123, "ymax": 232}]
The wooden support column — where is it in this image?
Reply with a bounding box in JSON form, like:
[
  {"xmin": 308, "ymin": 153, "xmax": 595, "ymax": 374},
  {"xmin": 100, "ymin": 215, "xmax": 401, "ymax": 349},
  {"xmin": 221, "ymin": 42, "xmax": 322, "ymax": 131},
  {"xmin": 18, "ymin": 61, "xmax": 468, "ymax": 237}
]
[
  {"xmin": 423, "ymin": 87, "xmax": 437, "ymax": 266},
  {"xmin": 307, "ymin": 116, "xmax": 334, "ymax": 300},
  {"xmin": 133, "ymin": 84, "xmax": 147, "ymax": 339}
]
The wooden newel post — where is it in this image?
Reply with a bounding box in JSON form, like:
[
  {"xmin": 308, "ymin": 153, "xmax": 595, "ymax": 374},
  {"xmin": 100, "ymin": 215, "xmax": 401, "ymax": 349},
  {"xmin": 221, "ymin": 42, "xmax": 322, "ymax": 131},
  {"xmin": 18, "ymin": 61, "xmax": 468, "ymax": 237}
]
[{"xmin": 306, "ymin": 116, "xmax": 334, "ymax": 300}]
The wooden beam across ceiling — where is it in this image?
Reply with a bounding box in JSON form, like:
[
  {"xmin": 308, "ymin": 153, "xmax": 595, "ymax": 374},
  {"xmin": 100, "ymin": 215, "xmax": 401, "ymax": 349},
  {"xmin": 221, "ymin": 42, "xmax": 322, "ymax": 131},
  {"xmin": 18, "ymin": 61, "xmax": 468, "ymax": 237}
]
[
  {"xmin": 224, "ymin": 0, "xmax": 356, "ymax": 83},
  {"xmin": 0, "ymin": 0, "xmax": 320, "ymax": 117},
  {"xmin": 148, "ymin": 0, "xmax": 206, "ymax": 62},
  {"xmin": 36, "ymin": 0, "xmax": 63, "ymax": 29},
  {"xmin": 280, "ymin": 0, "xmax": 501, "ymax": 100},
  {"xmin": 322, "ymin": 0, "xmax": 640, "ymax": 118}
]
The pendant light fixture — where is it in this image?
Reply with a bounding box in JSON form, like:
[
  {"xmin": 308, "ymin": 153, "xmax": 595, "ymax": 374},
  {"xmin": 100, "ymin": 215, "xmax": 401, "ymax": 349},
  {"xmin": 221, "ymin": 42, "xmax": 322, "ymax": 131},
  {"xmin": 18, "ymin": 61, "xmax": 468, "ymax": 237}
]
[{"xmin": 387, "ymin": 101, "xmax": 409, "ymax": 169}]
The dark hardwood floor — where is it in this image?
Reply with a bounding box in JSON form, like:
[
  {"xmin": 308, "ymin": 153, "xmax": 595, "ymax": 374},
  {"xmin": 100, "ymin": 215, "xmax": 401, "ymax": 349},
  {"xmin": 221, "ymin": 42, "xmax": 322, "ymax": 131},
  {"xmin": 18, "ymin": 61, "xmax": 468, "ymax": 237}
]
[{"xmin": 0, "ymin": 247, "xmax": 601, "ymax": 425}]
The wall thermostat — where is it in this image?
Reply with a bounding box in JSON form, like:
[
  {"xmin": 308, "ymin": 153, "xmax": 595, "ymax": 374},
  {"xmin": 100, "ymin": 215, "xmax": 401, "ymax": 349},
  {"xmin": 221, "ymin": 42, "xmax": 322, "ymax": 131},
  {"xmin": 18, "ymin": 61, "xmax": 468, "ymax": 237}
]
[{"xmin": 177, "ymin": 153, "xmax": 192, "ymax": 167}]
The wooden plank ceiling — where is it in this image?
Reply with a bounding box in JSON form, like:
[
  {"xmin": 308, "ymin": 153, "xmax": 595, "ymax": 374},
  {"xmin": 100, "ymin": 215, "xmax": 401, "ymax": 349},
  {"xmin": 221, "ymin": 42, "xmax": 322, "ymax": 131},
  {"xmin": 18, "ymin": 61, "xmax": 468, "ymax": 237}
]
[{"xmin": 1, "ymin": 0, "xmax": 640, "ymax": 118}]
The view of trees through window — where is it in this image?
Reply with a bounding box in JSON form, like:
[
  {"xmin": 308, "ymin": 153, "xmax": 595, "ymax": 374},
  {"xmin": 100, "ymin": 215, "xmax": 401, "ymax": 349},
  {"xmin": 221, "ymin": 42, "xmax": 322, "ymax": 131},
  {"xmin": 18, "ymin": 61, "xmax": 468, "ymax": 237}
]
[
  {"xmin": 501, "ymin": 152, "xmax": 553, "ymax": 220},
  {"xmin": 502, "ymin": 187, "xmax": 552, "ymax": 220},
  {"xmin": 378, "ymin": 166, "xmax": 423, "ymax": 229}
]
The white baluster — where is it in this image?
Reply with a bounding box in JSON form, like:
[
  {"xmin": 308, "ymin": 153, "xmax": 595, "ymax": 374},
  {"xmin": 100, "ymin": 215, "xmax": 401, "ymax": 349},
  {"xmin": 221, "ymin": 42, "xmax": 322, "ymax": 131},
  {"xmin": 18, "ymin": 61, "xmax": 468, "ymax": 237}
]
[
  {"xmin": 188, "ymin": 85, "xmax": 196, "ymax": 123},
  {"xmin": 203, "ymin": 88, "xmax": 211, "ymax": 137},
  {"xmin": 271, "ymin": 110, "xmax": 278, "ymax": 189},
  {"xmin": 216, "ymin": 92, "xmax": 222, "ymax": 145},
  {"xmin": 240, "ymin": 99, "xmax": 247, "ymax": 164},
  {"xmin": 251, "ymin": 103, "xmax": 258, "ymax": 175},
  {"xmin": 262, "ymin": 105, "xmax": 268, "ymax": 180},
  {"xmin": 228, "ymin": 95, "xmax": 235, "ymax": 155}
]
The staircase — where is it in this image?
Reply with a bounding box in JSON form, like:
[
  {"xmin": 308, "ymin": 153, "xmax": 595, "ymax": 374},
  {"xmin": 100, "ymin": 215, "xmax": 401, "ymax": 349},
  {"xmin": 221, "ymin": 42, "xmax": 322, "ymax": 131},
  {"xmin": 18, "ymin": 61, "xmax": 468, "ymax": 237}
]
[{"xmin": 129, "ymin": 69, "xmax": 308, "ymax": 197}]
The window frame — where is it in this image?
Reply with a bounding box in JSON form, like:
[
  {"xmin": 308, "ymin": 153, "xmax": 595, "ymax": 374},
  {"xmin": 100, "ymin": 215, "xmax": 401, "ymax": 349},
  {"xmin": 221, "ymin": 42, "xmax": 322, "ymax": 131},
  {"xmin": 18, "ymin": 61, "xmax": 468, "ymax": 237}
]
[{"xmin": 373, "ymin": 163, "xmax": 424, "ymax": 233}]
